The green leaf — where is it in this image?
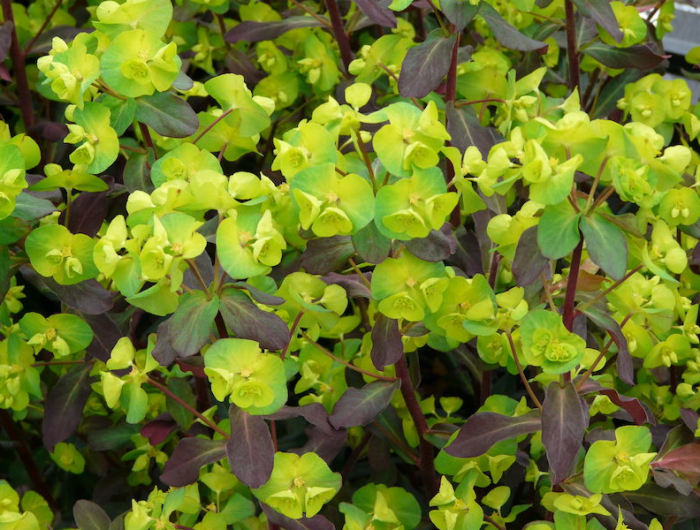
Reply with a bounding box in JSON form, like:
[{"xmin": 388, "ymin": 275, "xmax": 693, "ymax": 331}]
[
  {"xmin": 580, "ymin": 213, "xmax": 628, "ymax": 281},
  {"xmin": 398, "ymin": 31, "xmax": 457, "ymax": 99},
  {"xmin": 330, "ymin": 380, "xmax": 400, "ymax": 429},
  {"xmin": 583, "ymin": 42, "xmax": 668, "ymax": 70},
  {"xmin": 352, "ymin": 221, "xmax": 391, "ymax": 264},
  {"xmin": 571, "ymin": 0, "xmax": 622, "ymax": 43},
  {"xmin": 444, "ymin": 410, "xmax": 542, "ymax": 457},
  {"xmin": 135, "ymin": 93, "xmax": 199, "ymax": 138},
  {"xmin": 479, "ymin": 3, "xmax": 548, "ymax": 52},
  {"xmin": 227, "ymin": 405, "xmax": 274, "ymax": 488},
  {"xmin": 152, "ymin": 291, "xmax": 219, "ymax": 365},
  {"xmin": 160, "ymin": 438, "xmax": 227, "ymax": 487},
  {"xmin": 74, "ymin": 500, "xmax": 111, "ymax": 530},
  {"xmin": 0, "ymin": 216, "xmax": 32, "ymax": 244},
  {"xmin": 542, "ymin": 382, "xmax": 588, "ymax": 484},
  {"xmin": 0, "ymin": 245, "xmax": 10, "ymax": 302},
  {"xmin": 87, "ymin": 424, "xmax": 140, "ymax": 451},
  {"xmin": 167, "ymin": 378, "xmax": 196, "ymax": 429},
  {"xmin": 42, "ymin": 363, "xmax": 95, "ymax": 451},
  {"xmin": 12, "ymin": 193, "xmax": 56, "ymax": 221},
  {"xmin": 537, "ymin": 202, "xmax": 581, "ymax": 260}
]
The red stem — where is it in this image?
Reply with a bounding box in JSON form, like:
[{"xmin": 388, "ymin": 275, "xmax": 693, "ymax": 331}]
[
  {"xmin": 563, "ymin": 239, "xmax": 583, "ymax": 332},
  {"xmin": 325, "ymin": 0, "xmax": 353, "ymax": 72},
  {"xmin": 446, "ymin": 29, "xmax": 459, "ymax": 103},
  {"xmin": 1, "ymin": 0, "xmax": 34, "ymax": 132},
  {"xmin": 395, "ymin": 356, "xmax": 438, "ymax": 498},
  {"xmin": 564, "ymin": 0, "xmax": 580, "ymax": 93}
]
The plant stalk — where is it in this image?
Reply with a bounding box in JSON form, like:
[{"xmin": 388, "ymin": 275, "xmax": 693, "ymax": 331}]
[
  {"xmin": 395, "ymin": 355, "xmax": 439, "ymax": 498},
  {"xmin": 563, "ymin": 0, "xmax": 580, "ymax": 93},
  {"xmin": 325, "ymin": 0, "xmax": 354, "ymax": 72},
  {"xmin": 563, "ymin": 239, "xmax": 583, "ymax": 332},
  {"xmin": 2, "ymin": 0, "xmax": 34, "ymax": 132},
  {"xmin": 505, "ymin": 330, "xmax": 543, "ymax": 410}
]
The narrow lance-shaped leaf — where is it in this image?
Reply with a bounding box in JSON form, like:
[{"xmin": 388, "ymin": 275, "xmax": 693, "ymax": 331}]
[
  {"xmin": 398, "ymin": 31, "xmax": 457, "ymax": 99},
  {"xmin": 43, "ymin": 363, "xmax": 96, "ymax": 451},
  {"xmin": 439, "ymin": 0, "xmax": 478, "ymax": 31},
  {"xmin": 74, "ymin": 500, "xmax": 111, "ymax": 530},
  {"xmin": 571, "ymin": 0, "xmax": 622, "ymax": 42},
  {"xmin": 479, "ymin": 3, "xmax": 548, "ymax": 52},
  {"xmin": 371, "ymin": 314, "xmax": 403, "ymax": 371},
  {"xmin": 542, "ymin": 382, "xmax": 588, "ymax": 484},
  {"xmin": 260, "ymin": 503, "xmax": 335, "ymax": 530},
  {"xmin": 160, "ymin": 438, "xmax": 227, "ymax": 487},
  {"xmin": 623, "ymin": 483, "xmax": 700, "ymax": 518},
  {"xmin": 513, "ymin": 226, "xmax": 549, "ymax": 286},
  {"xmin": 651, "ymin": 444, "xmax": 700, "ymax": 485},
  {"xmin": 353, "ymin": 0, "xmax": 397, "ymax": 28},
  {"xmin": 330, "ymin": 380, "xmax": 400, "ymax": 429},
  {"xmin": 445, "ymin": 410, "xmax": 542, "ymax": 458},
  {"xmin": 227, "ymin": 406, "xmax": 274, "ymax": 489},
  {"xmin": 445, "ymin": 102, "xmax": 503, "ymax": 157},
  {"xmin": 580, "ymin": 306, "xmax": 634, "ymax": 385},
  {"xmin": 580, "ymin": 213, "xmax": 628, "ymax": 281},
  {"xmin": 578, "ymin": 379, "xmax": 655, "ymax": 425},
  {"xmin": 583, "ymin": 43, "xmax": 669, "ymax": 71},
  {"xmin": 225, "ymin": 17, "xmax": 325, "ymax": 43}
]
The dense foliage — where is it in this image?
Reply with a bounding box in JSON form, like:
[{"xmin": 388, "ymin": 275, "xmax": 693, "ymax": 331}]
[{"xmin": 2, "ymin": 0, "xmax": 700, "ymax": 529}]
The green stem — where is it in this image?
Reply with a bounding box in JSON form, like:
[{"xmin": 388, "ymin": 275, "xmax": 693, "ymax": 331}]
[
  {"xmin": 577, "ymin": 264, "xmax": 643, "ymax": 313},
  {"xmin": 505, "ymin": 330, "xmax": 543, "ymax": 410},
  {"xmin": 193, "ymin": 108, "xmax": 233, "ymax": 144},
  {"xmin": 281, "ymin": 311, "xmax": 305, "ymax": 360}
]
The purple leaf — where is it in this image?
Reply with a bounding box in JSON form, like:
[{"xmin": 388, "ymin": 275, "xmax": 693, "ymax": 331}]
[
  {"xmin": 0, "ymin": 22, "xmax": 12, "ymax": 63},
  {"xmin": 300, "ymin": 236, "xmax": 355, "ymax": 275},
  {"xmin": 651, "ymin": 443, "xmax": 700, "ymax": 485},
  {"xmin": 439, "ymin": 0, "xmax": 478, "ymax": 31},
  {"xmin": 266, "ymin": 403, "xmax": 336, "ymax": 434},
  {"xmin": 152, "ymin": 291, "xmax": 219, "ymax": 365},
  {"xmin": 231, "ymin": 282, "xmax": 285, "ymax": 306},
  {"xmin": 479, "ymin": 3, "xmax": 548, "ymax": 52},
  {"xmin": 623, "ymin": 483, "xmax": 700, "ymax": 518},
  {"xmin": 542, "ymin": 382, "xmax": 588, "ymax": 485},
  {"xmin": 445, "ymin": 410, "xmax": 542, "ymax": 458},
  {"xmin": 160, "ymin": 438, "xmax": 227, "ymax": 487},
  {"xmin": 330, "ymin": 380, "xmax": 400, "ymax": 429},
  {"xmin": 74, "ymin": 500, "xmax": 111, "ymax": 530},
  {"xmin": 322, "ymin": 272, "xmax": 371, "ymax": 299},
  {"xmin": 225, "ymin": 17, "xmax": 325, "ymax": 43},
  {"xmin": 63, "ymin": 191, "xmax": 108, "ymax": 237},
  {"xmin": 583, "ymin": 42, "xmax": 669, "ymax": 71},
  {"xmin": 293, "ymin": 426, "xmax": 347, "ymax": 463},
  {"xmin": 513, "ymin": 226, "xmax": 549, "ymax": 286},
  {"xmin": 227, "ymin": 406, "xmax": 274, "ymax": 488},
  {"xmin": 41, "ymin": 277, "xmax": 114, "ymax": 315},
  {"xmin": 352, "ymin": 222, "xmax": 390, "ymax": 264},
  {"xmin": 135, "ymin": 93, "xmax": 199, "ymax": 138},
  {"xmin": 219, "ymin": 288, "xmax": 290, "ymax": 351},
  {"xmin": 42, "ymin": 363, "xmax": 95, "ymax": 451},
  {"xmin": 224, "ymin": 49, "xmax": 264, "ymax": 85},
  {"xmin": 398, "ymin": 31, "xmax": 457, "ymax": 98},
  {"xmin": 0, "ymin": 245, "xmax": 9, "ymax": 302},
  {"xmin": 260, "ymin": 503, "xmax": 335, "ymax": 530},
  {"xmin": 82, "ymin": 312, "xmax": 123, "ymax": 362},
  {"xmin": 353, "ymin": 0, "xmax": 397, "ymax": 28},
  {"xmin": 681, "ymin": 408, "xmax": 699, "ymax": 432},
  {"xmin": 578, "ymin": 379, "xmax": 655, "ymax": 426},
  {"xmin": 404, "ymin": 225, "xmax": 457, "ymax": 262},
  {"xmin": 141, "ymin": 415, "xmax": 177, "ymax": 446},
  {"xmin": 371, "ymin": 315, "xmax": 403, "ymax": 371},
  {"xmin": 571, "ymin": 0, "xmax": 622, "ymax": 42},
  {"xmin": 445, "ymin": 102, "xmax": 504, "ymax": 157},
  {"xmin": 580, "ymin": 306, "xmax": 634, "ymax": 385}
]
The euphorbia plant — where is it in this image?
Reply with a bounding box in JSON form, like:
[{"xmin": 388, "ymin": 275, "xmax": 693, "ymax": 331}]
[{"xmin": 3, "ymin": 0, "xmax": 700, "ymax": 529}]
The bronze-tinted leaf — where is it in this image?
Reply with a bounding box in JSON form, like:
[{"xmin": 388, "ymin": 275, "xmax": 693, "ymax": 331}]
[
  {"xmin": 353, "ymin": 0, "xmax": 397, "ymax": 28},
  {"xmin": 219, "ymin": 288, "xmax": 290, "ymax": 351},
  {"xmin": 225, "ymin": 17, "xmax": 325, "ymax": 43},
  {"xmin": 512, "ymin": 226, "xmax": 549, "ymax": 286},
  {"xmin": 445, "ymin": 102, "xmax": 503, "ymax": 157},
  {"xmin": 542, "ymin": 382, "xmax": 588, "ymax": 484},
  {"xmin": 300, "ymin": 235, "xmax": 355, "ymax": 274},
  {"xmin": 227, "ymin": 406, "xmax": 274, "ymax": 488},
  {"xmin": 439, "ymin": 0, "xmax": 478, "ymax": 31},
  {"xmin": 479, "ymin": 3, "xmax": 547, "ymax": 52},
  {"xmin": 404, "ymin": 225, "xmax": 457, "ymax": 262},
  {"xmin": 445, "ymin": 410, "xmax": 542, "ymax": 458},
  {"xmin": 43, "ymin": 363, "xmax": 95, "ymax": 451},
  {"xmin": 583, "ymin": 43, "xmax": 668, "ymax": 71},
  {"xmin": 41, "ymin": 277, "xmax": 114, "ymax": 315},
  {"xmin": 571, "ymin": 0, "xmax": 622, "ymax": 42},
  {"xmin": 330, "ymin": 380, "xmax": 400, "ymax": 429},
  {"xmin": 580, "ymin": 306, "xmax": 634, "ymax": 385},
  {"xmin": 398, "ymin": 31, "xmax": 457, "ymax": 98},
  {"xmin": 651, "ymin": 443, "xmax": 700, "ymax": 485},
  {"xmin": 74, "ymin": 500, "xmax": 111, "ymax": 530},
  {"xmin": 160, "ymin": 438, "xmax": 227, "ymax": 487},
  {"xmin": 260, "ymin": 503, "xmax": 335, "ymax": 530},
  {"xmin": 578, "ymin": 379, "xmax": 655, "ymax": 426},
  {"xmin": 352, "ymin": 222, "xmax": 390, "ymax": 264},
  {"xmin": 371, "ymin": 314, "xmax": 403, "ymax": 371},
  {"xmin": 623, "ymin": 483, "xmax": 700, "ymax": 518},
  {"xmin": 135, "ymin": 93, "xmax": 199, "ymax": 138},
  {"xmin": 322, "ymin": 272, "xmax": 371, "ymax": 299}
]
